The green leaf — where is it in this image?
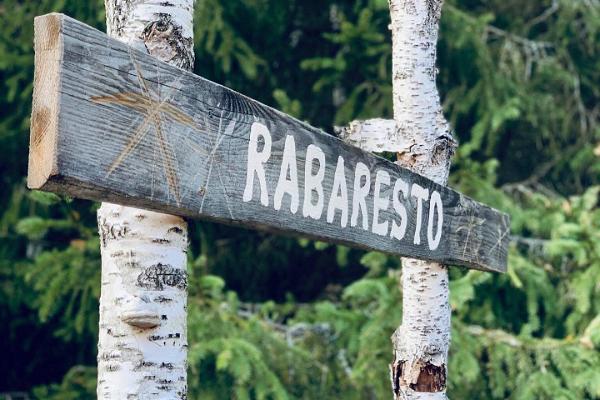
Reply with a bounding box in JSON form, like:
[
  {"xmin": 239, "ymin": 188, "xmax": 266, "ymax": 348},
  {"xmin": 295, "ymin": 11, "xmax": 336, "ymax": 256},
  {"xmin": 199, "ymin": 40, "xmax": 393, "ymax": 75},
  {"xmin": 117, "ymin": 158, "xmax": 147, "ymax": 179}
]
[{"xmin": 28, "ymin": 190, "xmax": 62, "ymax": 206}]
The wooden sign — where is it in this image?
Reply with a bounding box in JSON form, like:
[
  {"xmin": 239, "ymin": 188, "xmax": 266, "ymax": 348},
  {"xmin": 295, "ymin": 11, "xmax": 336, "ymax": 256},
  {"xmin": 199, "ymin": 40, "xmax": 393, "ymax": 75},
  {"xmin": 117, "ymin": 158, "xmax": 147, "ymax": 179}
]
[{"xmin": 28, "ymin": 13, "xmax": 510, "ymax": 273}]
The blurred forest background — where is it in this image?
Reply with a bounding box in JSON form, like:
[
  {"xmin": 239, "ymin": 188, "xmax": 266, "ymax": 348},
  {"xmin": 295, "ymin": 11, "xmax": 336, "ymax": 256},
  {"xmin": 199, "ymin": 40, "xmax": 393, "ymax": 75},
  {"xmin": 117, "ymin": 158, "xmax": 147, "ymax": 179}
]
[{"xmin": 1, "ymin": 0, "xmax": 600, "ymax": 398}]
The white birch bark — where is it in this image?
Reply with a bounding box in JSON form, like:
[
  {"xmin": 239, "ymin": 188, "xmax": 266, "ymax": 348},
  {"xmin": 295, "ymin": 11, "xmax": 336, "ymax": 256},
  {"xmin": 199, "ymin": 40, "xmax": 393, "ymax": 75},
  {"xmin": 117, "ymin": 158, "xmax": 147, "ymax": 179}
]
[
  {"xmin": 335, "ymin": 118, "xmax": 406, "ymax": 153},
  {"xmin": 97, "ymin": 1, "xmax": 195, "ymax": 398},
  {"xmin": 388, "ymin": 1, "xmax": 456, "ymax": 398},
  {"xmin": 340, "ymin": 1, "xmax": 456, "ymax": 398}
]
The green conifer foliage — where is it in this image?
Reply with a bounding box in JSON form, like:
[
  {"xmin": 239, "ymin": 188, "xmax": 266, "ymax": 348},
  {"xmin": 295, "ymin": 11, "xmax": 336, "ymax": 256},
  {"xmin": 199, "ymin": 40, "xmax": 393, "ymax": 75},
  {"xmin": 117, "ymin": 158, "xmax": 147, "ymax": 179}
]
[{"xmin": 0, "ymin": 0, "xmax": 599, "ymax": 398}]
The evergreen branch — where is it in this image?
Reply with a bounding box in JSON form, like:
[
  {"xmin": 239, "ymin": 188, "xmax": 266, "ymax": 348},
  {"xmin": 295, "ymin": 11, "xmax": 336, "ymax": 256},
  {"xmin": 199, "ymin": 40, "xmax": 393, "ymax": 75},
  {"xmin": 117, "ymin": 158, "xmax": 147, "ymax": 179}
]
[
  {"xmin": 511, "ymin": 235, "xmax": 548, "ymax": 257},
  {"xmin": 523, "ymin": 0, "xmax": 559, "ymax": 31},
  {"xmin": 484, "ymin": 25, "xmax": 553, "ymax": 52},
  {"xmin": 463, "ymin": 324, "xmax": 588, "ymax": 350},
  {"xmin": 501, "ymin": 181, "xmax": 562, "ymax": 201},
  {"xmin": 236, "ymin": 306, "xmax": 334, "ymax": 343},
  {"xmin": 445, "ymin": 4, "xmax": 554, "ymax": 52}
]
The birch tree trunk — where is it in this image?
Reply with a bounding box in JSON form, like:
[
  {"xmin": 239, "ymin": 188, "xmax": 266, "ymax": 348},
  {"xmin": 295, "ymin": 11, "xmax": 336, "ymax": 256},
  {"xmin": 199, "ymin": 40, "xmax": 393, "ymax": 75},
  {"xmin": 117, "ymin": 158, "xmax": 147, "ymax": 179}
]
[
  {"xmin": 97, "ymin": 1, "xmax": 195, "ymax": 398},
  {"xmin": 339, "ymin": 1, "xmax": 456, "ymax": 398},
  {"xmin": 388, "ymin": 1, "xmax": 456, "ymax": 398}
]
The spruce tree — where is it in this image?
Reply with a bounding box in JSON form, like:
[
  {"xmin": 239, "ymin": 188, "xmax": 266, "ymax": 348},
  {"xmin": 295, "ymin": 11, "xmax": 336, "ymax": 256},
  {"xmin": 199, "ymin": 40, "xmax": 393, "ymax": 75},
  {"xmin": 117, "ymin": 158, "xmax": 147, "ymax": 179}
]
[{"xmin": 0, "ymin": 0, "xmax": 598, "ymax": 398}]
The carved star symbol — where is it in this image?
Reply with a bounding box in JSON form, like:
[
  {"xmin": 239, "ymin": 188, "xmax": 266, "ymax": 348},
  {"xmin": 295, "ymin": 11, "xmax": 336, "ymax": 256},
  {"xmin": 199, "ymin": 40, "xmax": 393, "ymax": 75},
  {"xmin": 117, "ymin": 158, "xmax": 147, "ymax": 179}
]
[{"xmin": 91, "ymin": 52, "xmax": 201, "ymax": 206}]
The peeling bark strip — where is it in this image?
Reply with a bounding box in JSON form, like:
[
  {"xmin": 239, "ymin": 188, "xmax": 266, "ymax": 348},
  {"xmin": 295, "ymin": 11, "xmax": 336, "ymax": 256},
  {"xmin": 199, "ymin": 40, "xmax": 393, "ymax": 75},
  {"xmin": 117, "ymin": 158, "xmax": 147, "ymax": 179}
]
[
  {"xmin": 388, "ymin": 0, "xmax": 454, "ymax": 398},
  {"xmin": 27, "ymin": 13, "xmax": 509, "ymax": 272},
  {"xmin": 94, "ymin": 1, "xmax": 194, "ymax": 398}
]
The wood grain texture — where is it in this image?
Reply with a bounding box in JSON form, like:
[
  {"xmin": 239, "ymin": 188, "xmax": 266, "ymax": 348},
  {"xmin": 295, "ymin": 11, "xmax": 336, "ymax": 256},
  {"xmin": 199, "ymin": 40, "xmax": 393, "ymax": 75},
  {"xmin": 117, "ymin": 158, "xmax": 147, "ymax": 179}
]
[
  {"xmin": 28, "ymin": 13, "xmax": 510, "ymax": 273},
  {"xmin": 28, "ymin": 13, "xmax": 63, "ymax": 189}
]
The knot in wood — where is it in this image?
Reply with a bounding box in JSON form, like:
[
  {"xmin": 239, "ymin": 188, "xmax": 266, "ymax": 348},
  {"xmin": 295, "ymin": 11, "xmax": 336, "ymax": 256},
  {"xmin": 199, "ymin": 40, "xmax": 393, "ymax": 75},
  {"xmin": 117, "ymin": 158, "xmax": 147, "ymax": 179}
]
[
  {"xmin": 431, "ymin": 134, "xmax": 457, "ymax": 166},
  {"xmin": 141, "ymin": 13, "xmax": 194, "ymax": 70}
]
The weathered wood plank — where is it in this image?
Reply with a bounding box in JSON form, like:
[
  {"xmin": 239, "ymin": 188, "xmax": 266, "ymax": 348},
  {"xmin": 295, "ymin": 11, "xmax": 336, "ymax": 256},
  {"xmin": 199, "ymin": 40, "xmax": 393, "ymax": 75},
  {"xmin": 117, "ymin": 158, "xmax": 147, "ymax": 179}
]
[{"xmin": 28, "ymin": 13, "xmax": 510, "ymax": 272}]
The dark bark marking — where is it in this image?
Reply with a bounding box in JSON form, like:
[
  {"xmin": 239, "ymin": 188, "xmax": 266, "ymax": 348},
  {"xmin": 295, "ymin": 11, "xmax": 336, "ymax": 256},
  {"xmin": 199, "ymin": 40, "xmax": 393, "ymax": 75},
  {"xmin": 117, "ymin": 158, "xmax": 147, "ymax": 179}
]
[
  {"xmin": 154, "ymin": 295, "xmax": 174, "ymax": 303},
  {"xmin": 137, "ymin": 263, "xmax": 187, "ymax": 290},
  {"xmin": 99, "ymin": 218, "xmax": 109, "ymax": 247},
  {"xmin": 134, "ymin": 361, "xmax": 156, "ymax": 371},
  {"xmin": 167, "ymin": 226, "xmax": 184, "ymax": 235},
  {"xmin": 424, "ymin": 0, "xmax": 441, "ymax": 28},
  {"xmin": 106, "ymin": 364, "xmax": 120, "ymax": 372},
  {"xmin": 99, "ymin": 220, "xmax": 130, "ymax": 247},
  {"xmin": 148, "ymin": 332, "xmax": 182, "ymax": 342}
]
